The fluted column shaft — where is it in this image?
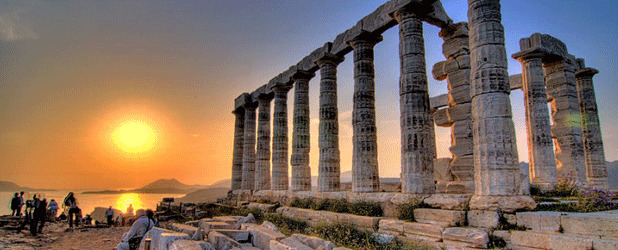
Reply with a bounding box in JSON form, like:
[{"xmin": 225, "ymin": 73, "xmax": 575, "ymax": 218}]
[
  {"xmin": 516, "ymin": 55, "xmax": 557, "ymax": 190},
  {"xmin": 255, "ymin": 96, "xmax": 273, "ymax": 191},
  {"xmin": 241, "ymin": 103, "xmax": 258, "ymax": 190},
  {"xmin": 575, "ymin": 68, "xmax": 609, "ymax": 190},
  {"xmin": 349, "ymin": 33, "xmax": 382, "ymax": 193},
  {"xmin": 291, "ymin": 72, "xmax": 315, "ymax": 191},
  {"xmin": 231, "ymin": 109, "xmax": 245, "ymax": 190},
  {"xmin": 468, "ymin": 0, "xmax": 521, "ymax": 196},
  {"xmin": 317, "ymin": 55, "xmax": 344, "ymax": 192},
  {"xmin": 543, "ymin": 60, "xmax": 586, "ymax": 184},
  {"xmin": 271, "ymin": 85, "xmax": 292, "ymax": 190},
  {"xmin": 395, "ymin": 9, "xmax": 435, "ymax": 194}
]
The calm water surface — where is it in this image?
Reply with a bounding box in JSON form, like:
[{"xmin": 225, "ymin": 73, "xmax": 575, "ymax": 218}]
[{"xmin": 0, "ymin": 191, "xmax": 183, "ymax": 216}]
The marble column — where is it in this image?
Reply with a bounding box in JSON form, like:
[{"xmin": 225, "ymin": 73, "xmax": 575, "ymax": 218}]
[
  {"xmin": 231, "ymin": 108, "xmax": 245, "ymax": 190},
  {"xmin": 348, "ymin": 31, "xmax": 382, "ymax": 193},
  {"xmin": 575, "ymin": 64, "xmax": 609, "ymax": 190},
  {"xmin": 543, "ymin": 59, "xmax": 587, "ymax": 185},
  {"xmin": 468, "ymin": 0, "xmax": 522, "ymax": 196},
  {"xmin": 432, "ymin": 22, "xmax": 475, "ymax": 194},
  {"xmin": 255, "ymin": 94, "xmax": 273, "ymax": 191},
  {"xmin": 394, "ymin": 8, "xmax": 435, "ymax": 194},
  {"xmin": 271, "ymin": 84, "xmax": 293, "ymax": 190},
  {"xmin": 317, "ymin": 54, "xmax": 344, "ymax": 192},
  {"xmin": 241, "ymin": 101, "xmax": 258, "ymax": 190},
  {"xmin": 291, "ymin": 71, "xmax": 315, "ymax": 191},
  {"xmin": 513, "ymin": 50, "xmax": 557, "ymax": 190}
]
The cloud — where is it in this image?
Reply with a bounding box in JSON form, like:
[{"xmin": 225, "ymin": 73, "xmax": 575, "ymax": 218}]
[{"xmin": 0, "ymin": 11, "xmax": 37, "ymax": 41}]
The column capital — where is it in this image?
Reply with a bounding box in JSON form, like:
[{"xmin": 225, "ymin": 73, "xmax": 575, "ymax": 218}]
[
  {"xmin": 316, "ymin": 53, "xmax": 344, "ymax": 68},
  {"xmin": 242, "ymin": 100, "xmax": 258, "ymax": 110},
  {"xmin": 291, "ymin": 70, "xmax": 315, "ymax": 81},
  {"xmin": 232, "ymin": 108, "xmax": 245, "ymax": 115},
  {"xmin": 347, "ymin": 30, "xmax": 383, "ymax": 48},
  {"xmin": 575, "ymin": 67, "xmax": 599, "ymax": 78},
  {"xmin": 392, "ymin": 5, "xmax": 421, "ymax": 23},
  {"xmin": 256, "ymin": 93, "xmax": 274, "ymax": 102},
  {"xmin": 512, "ymin": 47, "xmax": 550, "ymax": 62},
  {"xmin": 270, "ymin": 83, "xmax": 293, "ymax": 93}
]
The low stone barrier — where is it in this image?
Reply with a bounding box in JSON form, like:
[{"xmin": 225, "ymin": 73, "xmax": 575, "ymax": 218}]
[{"xmin": 276, "ymin": 207, "xmax": 381, "ymax": 229}]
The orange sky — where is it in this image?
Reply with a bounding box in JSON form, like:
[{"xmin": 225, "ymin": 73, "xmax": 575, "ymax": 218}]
[{"xmin": 1, "ymin": 1, "xmax": 616, "ymax": 190}]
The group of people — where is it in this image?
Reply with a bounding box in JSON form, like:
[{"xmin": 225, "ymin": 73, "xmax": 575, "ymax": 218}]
[{"xmin": 9, "ymin": 191, "xmax": 85, "ymax": 236}]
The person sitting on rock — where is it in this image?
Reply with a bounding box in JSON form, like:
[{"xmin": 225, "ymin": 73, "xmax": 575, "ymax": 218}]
[
  {"xmin": 47, "ymin": 199, "xmax": 59, "ymax": 220},
  {"xmin": 115, "ymin": 209, "xmax": 155, "ymax": 250}
]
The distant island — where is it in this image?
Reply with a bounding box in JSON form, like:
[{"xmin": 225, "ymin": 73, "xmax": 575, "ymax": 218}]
[
  {"xmin": 0, "ymin": 180, "xmax": 56, "ymax": 192},
  {"xmin": 81, "ymin": 178, "xmax": 231, "ymax": 195}
]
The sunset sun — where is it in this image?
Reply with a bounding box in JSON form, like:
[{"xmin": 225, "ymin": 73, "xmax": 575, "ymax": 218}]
[{"xmin": 111, "ymin": 120, "xmax": 157, "ymax": 154}]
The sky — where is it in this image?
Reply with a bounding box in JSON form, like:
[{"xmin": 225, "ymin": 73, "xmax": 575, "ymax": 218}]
[{"xmin": 0, "ymin": 0, "xmax": 616, "ymax": 190}]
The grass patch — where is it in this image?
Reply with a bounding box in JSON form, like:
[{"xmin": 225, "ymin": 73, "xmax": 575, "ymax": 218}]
[{"xmin": 288, "ymin": 198, "xmax": 383, "ymax": 217}]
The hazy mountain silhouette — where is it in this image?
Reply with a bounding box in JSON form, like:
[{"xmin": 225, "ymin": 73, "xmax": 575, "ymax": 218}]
[
  {"xmin": 0, "ymin": 180, "xmax": 56, "ymax": 192},
  {"xmin": 83, "ymin": 178, "xmax": 207, "ymax": 194}
]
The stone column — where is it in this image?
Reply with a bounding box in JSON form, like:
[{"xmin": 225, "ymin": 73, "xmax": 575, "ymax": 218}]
[
  {"xmin": 394, "ymin": 8, "xmax": 435, "ymax": 194},
  {"xmin": 255, "ymin": 94, "xmax": 273, "ymax": 191},
  {"xmin": 575, "ymin": 64, "xmax": 609, "ymax": 190},
  {"xmin": 271, "ymin": 84, "xmax": 293, "ymax": 190},
  {"xmin": 543, "ymin": 59, "xmax": 587, "ymax": 185},
  {"xmin": 513, "ymin": 50, "xmax": 557, "ymax": 190},
  {"xmin": 317, "ymin": 54, "xmax": 344, "ymax": 192},
  {"xmin": 231, "ymin": 108, "xmax": 245, "ymax": 190},
  {"xmin": 241, "ymin": 101, "xmax": 258, "ymax": 190},
  {"xmin": 348, "ymin": 31, "xmax": 382, "ymax": 193},
  {"xmin": 432, "ymin": 22, "xmax": 475, "ymax": 194},
  {"xmin": 468, "ymin": 0, "xmax": 524, "ymax": 200},
  {"xmin": 291, "ymin": 71, "xmax": 315, "ymax": 191}
]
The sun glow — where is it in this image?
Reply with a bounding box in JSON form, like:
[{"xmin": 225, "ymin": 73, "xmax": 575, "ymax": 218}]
[
  {"xmin": 111, "ymin": 120, "xmax": 157, "ymax": 154},
  {"xmin": 113, "ymin": 193, "xmax": 144, "ymax": 212}
]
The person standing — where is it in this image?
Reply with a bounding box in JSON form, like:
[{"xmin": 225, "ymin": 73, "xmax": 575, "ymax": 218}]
[
  {"xmin": 63, "ymin": 192, "xmax": 79, "ymax": 228},
  {"xmin": 126, "ymin": 204, "xmax": 134, "ymax": 217},
  {"xmin": 106, "ymin": 206, "xmax": 115, "ymax": 226},
  {"xmin": 17, "ymin": 191, "xmax": 25, "ymax": 216},
  {"xmin": 10, "ymin": 193, "xmax": 20, "ymax": 216},
  {"xmin": 31, "ymin": 197, "xmax": 47, "ymax": 235}
]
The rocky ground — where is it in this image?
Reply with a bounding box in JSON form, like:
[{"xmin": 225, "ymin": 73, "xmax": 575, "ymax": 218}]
[{"xmin": 0, "ymin": 216, "xmax": 127, "ymax": 250}]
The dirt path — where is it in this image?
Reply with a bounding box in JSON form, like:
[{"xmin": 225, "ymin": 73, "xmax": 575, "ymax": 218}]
[{"xmin": 0, "ymin": 219, "xmax": 129, "ymax": 250}]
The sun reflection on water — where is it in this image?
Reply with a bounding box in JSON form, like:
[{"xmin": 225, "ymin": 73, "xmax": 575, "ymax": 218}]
[{"xmin": 113, "ymin": 193, "xmax": 144, "ymax": 212}]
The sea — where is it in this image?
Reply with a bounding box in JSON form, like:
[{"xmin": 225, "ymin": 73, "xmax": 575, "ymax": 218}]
[{"xmin": 0, "ymin": 191, "xmax": 183, "ymax": 216}]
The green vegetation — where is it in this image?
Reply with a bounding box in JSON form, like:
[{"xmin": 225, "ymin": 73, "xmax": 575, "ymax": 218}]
[
  {"xmin": 288, "ymin": 198, "xmax": 383, "ymax": 217},
  {"xmin": 263, "ymin": 213, "xmax": 309, "ymax": 235},
  {"xmin": 397, "ymin": 199, "xmax": 433, "ymax": 222},
  {"xmin": 531, "ymin": 179, "xmax": 618, "ymax": 213}
]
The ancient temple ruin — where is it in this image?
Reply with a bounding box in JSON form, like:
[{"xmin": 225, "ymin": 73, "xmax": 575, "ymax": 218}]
[{"xmin": 229, "ymin": 0, "xmax": 609, "ymax": 210}]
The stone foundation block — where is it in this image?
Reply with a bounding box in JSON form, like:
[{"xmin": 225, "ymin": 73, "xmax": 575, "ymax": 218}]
[
  {"xmin": 549, "ymin": 234, "xmax": 594, "ymax": 250},
  {"xmin": 468, "ymin": 210, "xmax": 500, "ymax": 229},
  {"xmin": 207, "ymin": 231, "xmax": 243, "ymax": 249},
  {"xmin": 423, "ymin": 194, "xmax": 471, "ymax": 210},
  {"xmin": 560, "ymin": 213, "xmax": 618, "ymax": 238},
  {"xmin": 199, "ymin": 220, "xmax": 238, "ymax": 232},
  {"xmin": 154, "ymin": 232, "xmax": 191, "ymax": 250},
  {"xmin": 169, "ymin": 240, "xmax": 213, "ymax": 250},
  {"xmin": 510, "ymin": 231, "xmax": 557, "ymax": 249},
  {"xmin": 279, "ymin": 238, "xmax": 312, "ymax": 250},
  {"xmin": 516, "ymin": 212, "xmax": 562, "ymax": 232},
  {"xmin": 593, "ymin": 238, "xmax": 618, "ymax": 250},
  {"xmin": 289, "ymin": 234, "xmax": 335, "ymax": 249},
  {"xmin": 242, "ymin": 223, "xmax": 286, "ymax": 249},
  {"xmin": 170, "ymin": 223, "xmax": 199, "ymax": 237},
  {"xmin": 442, "ymin": 227, "xmax": 488, "ymax": 248},
  {"xmin": 414, "ymin": 208, "xmax": 465, "ymax": 227},
  {"xmin": 270, "ymin": 240, "xmax": 296, "ymax": 250},
  {"xmin": 378, "ymin": 219, "xmax": 404, "ymax": 236},
  {"xmin": 402, "ymin": 221, "xmax": 444, "ymax": 241},
  {"xmin": 216, "ymin": 230, "xmax": 250, "ymax": 242},
  {"xmin": 469, "ymin": 195, "xmax": 536, "ymax": 213}
]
